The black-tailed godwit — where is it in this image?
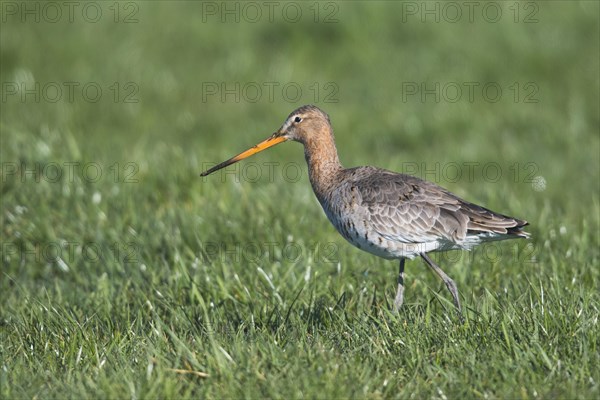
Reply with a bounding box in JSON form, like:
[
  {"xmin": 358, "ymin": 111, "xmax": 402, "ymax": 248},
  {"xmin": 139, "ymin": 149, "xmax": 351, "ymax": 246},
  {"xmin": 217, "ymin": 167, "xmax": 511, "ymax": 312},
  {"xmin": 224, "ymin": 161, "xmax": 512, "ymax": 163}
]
[{"xmin": 201, "ymin": 105, "xmax": 529, "ymax": 314}]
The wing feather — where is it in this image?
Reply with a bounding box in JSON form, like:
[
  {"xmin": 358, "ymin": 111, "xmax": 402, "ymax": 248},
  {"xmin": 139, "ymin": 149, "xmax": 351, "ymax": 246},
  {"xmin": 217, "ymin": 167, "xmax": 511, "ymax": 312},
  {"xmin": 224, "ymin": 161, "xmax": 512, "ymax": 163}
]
[{"xmin": 332, "ymin": 166, "xmax": 529, "ymax": 246}]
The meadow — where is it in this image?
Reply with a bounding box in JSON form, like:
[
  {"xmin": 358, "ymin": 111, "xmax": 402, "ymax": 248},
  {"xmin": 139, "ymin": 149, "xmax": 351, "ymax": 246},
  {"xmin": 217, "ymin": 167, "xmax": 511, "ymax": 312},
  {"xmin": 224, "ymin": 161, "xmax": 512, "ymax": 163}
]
[{"xmin": 1, "ymin": 1, "xmax": 599, "ymax": 398}]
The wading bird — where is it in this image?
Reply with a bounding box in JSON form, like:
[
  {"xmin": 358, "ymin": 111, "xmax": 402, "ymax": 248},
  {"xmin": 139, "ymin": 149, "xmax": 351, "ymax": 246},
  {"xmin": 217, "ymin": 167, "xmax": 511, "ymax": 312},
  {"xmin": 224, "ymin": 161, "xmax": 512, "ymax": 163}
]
[{"xmin": 201, "ymin": 105, "xmax": 529, "ymax": 314}]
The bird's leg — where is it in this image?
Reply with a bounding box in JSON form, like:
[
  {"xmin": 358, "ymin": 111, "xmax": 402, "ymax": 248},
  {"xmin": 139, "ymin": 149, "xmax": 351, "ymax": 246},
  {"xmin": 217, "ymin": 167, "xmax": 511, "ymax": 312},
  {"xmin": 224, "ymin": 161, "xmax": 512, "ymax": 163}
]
[
  {"xmin": 420, "ymin": 253, "xmax": 462, "ymax": 314},
  {"xmin": 393, "ymin": 259, "xmax": 406, "ymax": 312}
]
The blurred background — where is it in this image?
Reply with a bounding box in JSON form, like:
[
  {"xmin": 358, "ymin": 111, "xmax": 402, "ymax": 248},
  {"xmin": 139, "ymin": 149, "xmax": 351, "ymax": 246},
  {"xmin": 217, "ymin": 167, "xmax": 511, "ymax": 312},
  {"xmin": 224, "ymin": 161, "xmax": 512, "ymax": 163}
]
[
  {"xmin": 2, "ymin": 1, "xmax": 598, "ymax": 192},
  {"xmin": 1, "ymin": 1, "xmax": 599, "ymax": 397},
  {"xmin": 2, "ymin": 0, "xmax": 599, "ymax": 329},
  {"xmin": 2, "ymin": 1, "xmax": 598, "ymax": 259}
]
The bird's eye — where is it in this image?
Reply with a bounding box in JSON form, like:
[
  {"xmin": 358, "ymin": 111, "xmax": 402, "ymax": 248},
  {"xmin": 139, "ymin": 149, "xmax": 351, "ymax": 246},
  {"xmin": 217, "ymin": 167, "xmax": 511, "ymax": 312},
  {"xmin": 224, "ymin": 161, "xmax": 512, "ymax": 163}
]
[{"xmin": 294, "ymin": 116, "xmax": 302, "ymax": 123}]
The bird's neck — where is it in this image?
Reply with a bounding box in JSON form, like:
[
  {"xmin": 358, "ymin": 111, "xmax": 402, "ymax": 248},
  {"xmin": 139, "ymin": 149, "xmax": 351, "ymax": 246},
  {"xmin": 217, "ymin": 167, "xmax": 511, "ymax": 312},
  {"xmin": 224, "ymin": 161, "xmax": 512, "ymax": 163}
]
[{"xmin": 303, "ymin": 132, "xmax": 343, "ymax": 201}]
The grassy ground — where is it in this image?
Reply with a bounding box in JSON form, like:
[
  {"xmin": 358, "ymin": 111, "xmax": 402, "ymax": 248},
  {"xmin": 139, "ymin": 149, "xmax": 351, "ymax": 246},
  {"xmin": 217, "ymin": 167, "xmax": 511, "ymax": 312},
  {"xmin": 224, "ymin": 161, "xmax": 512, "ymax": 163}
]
[{"xmin": 1, "ymin": 1, "xmax": 599, "ymax": 398}]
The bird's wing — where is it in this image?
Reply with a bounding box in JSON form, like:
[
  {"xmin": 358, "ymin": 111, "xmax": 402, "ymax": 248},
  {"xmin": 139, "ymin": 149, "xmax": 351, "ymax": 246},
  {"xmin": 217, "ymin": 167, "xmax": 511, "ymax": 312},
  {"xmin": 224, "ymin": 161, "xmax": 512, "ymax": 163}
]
[{"xmin": 338, "ymin": 167, "xmax": 528, "ymax": 245}]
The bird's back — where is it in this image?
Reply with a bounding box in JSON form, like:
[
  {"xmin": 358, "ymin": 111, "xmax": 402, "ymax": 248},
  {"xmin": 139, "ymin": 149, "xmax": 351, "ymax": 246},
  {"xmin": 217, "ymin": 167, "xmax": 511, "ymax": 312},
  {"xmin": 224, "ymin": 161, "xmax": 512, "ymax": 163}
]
[{"xmin": 314, "ymin": 166, "xmax": 529, "ymax": 259}]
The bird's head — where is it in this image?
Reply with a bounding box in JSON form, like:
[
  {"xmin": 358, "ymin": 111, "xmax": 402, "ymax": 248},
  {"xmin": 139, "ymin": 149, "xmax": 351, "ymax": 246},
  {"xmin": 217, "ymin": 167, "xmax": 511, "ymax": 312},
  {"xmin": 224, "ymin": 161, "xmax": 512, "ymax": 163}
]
[
  {"xmin": 273, "ymin": 105, "xmax": 332, "ymax": 144},
  {"xmin": 200, "ymin": 105, "xmax": 332, "ymax": 177}
]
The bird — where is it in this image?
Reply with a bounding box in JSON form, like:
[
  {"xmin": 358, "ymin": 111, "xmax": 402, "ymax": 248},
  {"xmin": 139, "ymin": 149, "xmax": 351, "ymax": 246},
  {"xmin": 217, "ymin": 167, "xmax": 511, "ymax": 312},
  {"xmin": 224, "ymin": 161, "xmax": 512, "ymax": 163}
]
[{"xmin": 200, "ymin": 105, "xmax": 529, "ymax": 314}]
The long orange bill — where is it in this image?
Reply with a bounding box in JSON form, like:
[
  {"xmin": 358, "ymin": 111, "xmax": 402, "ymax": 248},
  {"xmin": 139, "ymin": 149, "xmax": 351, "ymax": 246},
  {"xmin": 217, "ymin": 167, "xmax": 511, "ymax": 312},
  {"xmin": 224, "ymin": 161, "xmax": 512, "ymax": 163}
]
[{"xmin": 200, "ymin": 134, "xmax": 287, "ymax": 176}]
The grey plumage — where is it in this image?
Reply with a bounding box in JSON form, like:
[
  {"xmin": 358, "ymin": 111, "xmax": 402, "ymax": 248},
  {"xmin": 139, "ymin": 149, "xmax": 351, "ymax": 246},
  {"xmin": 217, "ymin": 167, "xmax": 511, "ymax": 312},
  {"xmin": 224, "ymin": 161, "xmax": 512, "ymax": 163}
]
[{"xmin": 315, "ymin": 166, "xmax": 528, "ymax": 261}]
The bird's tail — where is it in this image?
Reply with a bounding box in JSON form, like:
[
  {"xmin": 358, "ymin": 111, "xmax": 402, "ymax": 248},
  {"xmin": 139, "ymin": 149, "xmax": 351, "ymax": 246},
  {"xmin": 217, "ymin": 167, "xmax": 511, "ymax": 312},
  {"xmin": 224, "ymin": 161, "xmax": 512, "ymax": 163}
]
[{"xmin": 461, "ymin": 200, "xmax": 530, "ymax": 238}]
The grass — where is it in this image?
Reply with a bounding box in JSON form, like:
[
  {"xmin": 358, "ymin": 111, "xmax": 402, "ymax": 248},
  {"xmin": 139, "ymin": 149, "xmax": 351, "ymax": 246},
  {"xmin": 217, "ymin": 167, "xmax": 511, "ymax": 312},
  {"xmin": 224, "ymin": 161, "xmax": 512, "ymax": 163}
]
[{"xmin": 1, "ymin": 1, "xmax": 599, "ymax": 398}]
